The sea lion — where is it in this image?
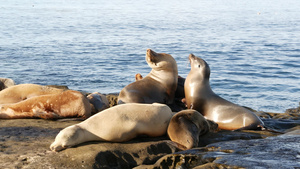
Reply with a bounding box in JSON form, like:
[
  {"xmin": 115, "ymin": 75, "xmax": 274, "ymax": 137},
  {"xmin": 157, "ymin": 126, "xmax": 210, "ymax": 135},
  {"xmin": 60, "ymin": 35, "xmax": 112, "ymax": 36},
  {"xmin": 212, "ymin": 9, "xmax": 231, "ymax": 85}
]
[
  {"xmin": 134, "ymin": 73, "xmax": 186, "ymax": 112},
  {"xmin": 87, "ymin": 92, "xmax": 109, "ymax": 114},
  {"xmin": 0, "ymin": 84, "xmax": 64, "ymax": 104},
  {"xmin": 167, "ymin": 109, "xmax": 216, "ymax": 150},
  {"xmin": 0, "ymin": 78, "xmax": 15, "ymax": 91},
  {"xmin": 118, "ymin": 49, "xmax": 178, "ymax": 105},
  {"xmin": 184, "ymin": 54, "xmax": 264, "ymax": 130},
  {"xmin": 50, "ymin": 103, "xmax": 173, "ymax": 152},
  {"xmin": 0, "ymin": 90, "xmax": 91, "ymax": 119},
  {"xmin": 134, "ymin": 73, "xmax": 185, "ymax": 99}
]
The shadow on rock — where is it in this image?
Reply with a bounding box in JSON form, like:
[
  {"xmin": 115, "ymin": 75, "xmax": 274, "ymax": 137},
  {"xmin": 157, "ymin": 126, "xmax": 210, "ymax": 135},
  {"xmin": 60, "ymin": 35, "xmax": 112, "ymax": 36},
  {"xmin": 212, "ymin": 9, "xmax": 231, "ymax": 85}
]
[{"xmin": 93, "ymin": 151, "xmax": 136, "ymax": 169}]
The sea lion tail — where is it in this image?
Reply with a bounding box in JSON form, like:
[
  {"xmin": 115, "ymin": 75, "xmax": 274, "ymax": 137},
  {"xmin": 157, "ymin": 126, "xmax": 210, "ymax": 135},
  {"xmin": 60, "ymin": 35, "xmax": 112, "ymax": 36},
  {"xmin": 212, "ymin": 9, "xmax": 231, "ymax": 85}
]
[{"xmin": 167, "ymin": 140, "xmax": 188, "ymax": 151}]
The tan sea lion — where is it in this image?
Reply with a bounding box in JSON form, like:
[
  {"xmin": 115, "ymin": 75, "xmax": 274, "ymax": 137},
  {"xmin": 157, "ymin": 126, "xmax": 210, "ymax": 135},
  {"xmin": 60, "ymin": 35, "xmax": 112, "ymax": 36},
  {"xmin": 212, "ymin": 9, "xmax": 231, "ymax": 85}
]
[
  {"xmin": 134, "ymin": 73, "xmax": 185, "ymax": 99},
  {"xmin": 0, "ymin": 90, "xmax": 91, "ymax": 119},
  {"xmin": 50, "ymin": 103, "xmax": 173, "ymax": 152},
  {"xmin": 87, "ymin": 92, "xmax": 109, "ymax": 114},
  {"xmin": 184, "ymin": 54, "xmax": 264, "ymax": 130},
  {"xmin": 0, "ymin": 84, "xmax": 64, "ymax": 104},
  {"xmin": 118, "ymin": 49, "xmax": 178, "ymax": 105},
  {"xmin": 167, "ymin": 109, "xmax": 215, "ymax": 150}
]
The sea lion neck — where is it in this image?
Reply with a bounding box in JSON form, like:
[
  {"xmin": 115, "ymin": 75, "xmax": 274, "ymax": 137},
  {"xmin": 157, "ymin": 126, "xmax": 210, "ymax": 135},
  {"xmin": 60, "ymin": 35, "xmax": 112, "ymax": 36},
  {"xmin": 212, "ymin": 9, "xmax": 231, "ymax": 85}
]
[{"xmin": 148, "ymin": 69, "xmax": 178, "ymax": 84}]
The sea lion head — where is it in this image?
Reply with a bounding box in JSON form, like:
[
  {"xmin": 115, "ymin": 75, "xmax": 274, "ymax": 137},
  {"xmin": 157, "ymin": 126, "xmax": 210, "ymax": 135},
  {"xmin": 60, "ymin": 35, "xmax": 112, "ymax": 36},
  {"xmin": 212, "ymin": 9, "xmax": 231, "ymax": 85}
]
[
  {"xmin": 50, "ymin": 125, "xmax": 83, "ymax": 152},
  {"xmin": 183, "ymin": 109, "xmax": 211, "ymax": 136},
  {"xmin": 167, "ymin": 109, "xmax": 211, "ymax": 150},
  {"xmin": 87, "ymin": 92, "xmax": 109, "ymax": 114},
  {"xmin": 189, "ymin": 54, "xmax": 210, "ymax": 80},
  {"xmin": 146, "ymin": 49, "xmax": 177, "ymax": 72}
]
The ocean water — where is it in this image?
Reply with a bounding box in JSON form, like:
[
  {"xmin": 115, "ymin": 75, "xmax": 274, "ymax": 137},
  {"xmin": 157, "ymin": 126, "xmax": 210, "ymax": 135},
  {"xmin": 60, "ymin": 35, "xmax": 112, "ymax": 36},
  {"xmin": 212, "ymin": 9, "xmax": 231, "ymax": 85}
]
[{"xmin": 0, "ymin": 0, "xmax": 299, "ymax": 113}]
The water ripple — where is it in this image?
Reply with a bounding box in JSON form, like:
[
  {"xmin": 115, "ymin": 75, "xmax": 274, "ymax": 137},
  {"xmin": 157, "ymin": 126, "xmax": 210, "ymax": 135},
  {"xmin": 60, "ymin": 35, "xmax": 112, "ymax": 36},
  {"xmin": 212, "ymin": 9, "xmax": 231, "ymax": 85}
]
[{"xmin": 0, "ymin": 0, "xmax": 299, "ymax": 113}]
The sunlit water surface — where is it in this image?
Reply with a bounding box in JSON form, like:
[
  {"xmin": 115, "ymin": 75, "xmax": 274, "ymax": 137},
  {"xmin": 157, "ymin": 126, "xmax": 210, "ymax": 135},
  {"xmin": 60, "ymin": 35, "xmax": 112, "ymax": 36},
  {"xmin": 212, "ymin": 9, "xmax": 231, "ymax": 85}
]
[{"xmin": 1, "ymin": 0, "xmax": 299, "ymax": 113}]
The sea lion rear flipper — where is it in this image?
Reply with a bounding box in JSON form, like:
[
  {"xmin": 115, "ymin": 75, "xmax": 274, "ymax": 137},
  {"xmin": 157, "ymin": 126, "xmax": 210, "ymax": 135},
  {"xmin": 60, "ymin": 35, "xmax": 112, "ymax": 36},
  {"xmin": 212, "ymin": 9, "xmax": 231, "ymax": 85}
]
[{"xmin": 167, "ymin": 140, "xmax": 188, "ymax": 151}]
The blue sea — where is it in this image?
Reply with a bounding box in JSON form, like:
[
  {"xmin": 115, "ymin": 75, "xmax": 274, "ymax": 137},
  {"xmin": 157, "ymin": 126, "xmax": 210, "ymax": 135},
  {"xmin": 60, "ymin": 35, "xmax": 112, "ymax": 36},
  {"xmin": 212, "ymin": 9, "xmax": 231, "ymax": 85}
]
[{"xmin": 0, "ymin": 0, "xmax": 299, "ymax": 113}]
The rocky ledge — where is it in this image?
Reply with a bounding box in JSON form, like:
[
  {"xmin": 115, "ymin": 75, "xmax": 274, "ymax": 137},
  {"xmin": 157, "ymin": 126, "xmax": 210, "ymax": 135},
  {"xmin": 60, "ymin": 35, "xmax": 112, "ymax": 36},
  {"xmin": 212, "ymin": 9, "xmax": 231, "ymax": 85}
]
[{"xmin": 1, "ymin": 97, "xmax": 300, "ymax": 169}]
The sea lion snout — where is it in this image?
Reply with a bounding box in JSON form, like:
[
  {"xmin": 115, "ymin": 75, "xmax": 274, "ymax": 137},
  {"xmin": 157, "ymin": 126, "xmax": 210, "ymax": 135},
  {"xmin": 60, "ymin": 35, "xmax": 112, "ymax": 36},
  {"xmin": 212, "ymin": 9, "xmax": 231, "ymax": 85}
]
[
  {"xmin": 188, "ymin": 54, "xmax": 199, "ymax": 66},
  {"xmin": 146, "ymin": 49, "xmax": 159, "ymax": 63},
  {"xmin": 189, "ymin": 54, "xmax": 205, "ymax": 64},
  {"xmin": 189, "ymin": 53, "xmax": 196, "ymax": 61}
]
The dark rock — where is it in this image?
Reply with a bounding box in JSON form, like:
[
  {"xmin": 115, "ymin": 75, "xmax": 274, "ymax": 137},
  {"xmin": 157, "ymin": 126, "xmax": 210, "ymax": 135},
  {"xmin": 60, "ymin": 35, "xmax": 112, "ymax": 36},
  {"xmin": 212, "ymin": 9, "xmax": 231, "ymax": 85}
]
[
  {"xmin": 105, "ymin": 93, "xmax": 119, "ymax": 107},
  {"xmin": 0, "ymin": 78, "xmax": 15, "ymax": 91},
  {"xmin": 0, "ymin": 82, "xmax": 4, "ymax": 91},
  {"xmin": 139, "ymin": 131, "xmax": 300, "ymax": 168}
]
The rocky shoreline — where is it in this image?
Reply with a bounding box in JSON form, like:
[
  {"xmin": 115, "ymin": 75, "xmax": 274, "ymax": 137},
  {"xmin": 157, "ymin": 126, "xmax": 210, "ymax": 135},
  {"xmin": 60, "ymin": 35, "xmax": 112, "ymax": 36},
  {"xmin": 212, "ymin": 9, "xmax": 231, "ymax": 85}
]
[{"xmin": 1, "ymin": 93, "xmax": 300, "ymax": 169}]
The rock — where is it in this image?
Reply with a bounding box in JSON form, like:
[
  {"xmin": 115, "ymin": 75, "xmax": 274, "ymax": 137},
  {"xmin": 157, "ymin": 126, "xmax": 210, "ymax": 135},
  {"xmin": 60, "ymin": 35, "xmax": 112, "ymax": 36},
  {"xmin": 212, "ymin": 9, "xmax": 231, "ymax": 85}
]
[
  {"xmin": 139, "ymin": 132, "xmax": 300, "ymax": 168},
  {"xmin": 0, "ymin": 82, "xmax": 4, "ymax": 91},
  {"xmin": 105, "ymin": 93, "xmax": 119, "ymax": 107},
  {"xmin": 1, "ymin": 100, "xmax": 300, "ymax": 168},
  {"xmin": 0, "ymin": 78, "xmax": 15, "ymax": 90}
]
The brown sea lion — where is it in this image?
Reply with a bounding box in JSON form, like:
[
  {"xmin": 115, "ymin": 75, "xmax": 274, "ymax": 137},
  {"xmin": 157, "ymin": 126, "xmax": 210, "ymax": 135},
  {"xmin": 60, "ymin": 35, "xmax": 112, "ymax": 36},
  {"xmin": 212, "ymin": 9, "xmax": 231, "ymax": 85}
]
[
  {"xmin": 134, "ymin": 73, "xmax": 185, "ymax": 99},
  {"xmin": 50, "ymin": 103, "xmax": 173, "ymax": 152},
  {"xmin": 167, "ymin": 109, "xmax": 216, "ymax": 150},
  {"xmin": 0, "ymin": 90, "xmax": 91, "ymax": 119},
  {"xmin": 184, "ymin": 54, "xmax": 264, "ymax": 130},
  {"xmin": 0, "ymin": 84, "xmax": 64, "ymax": 104},
  {"xmin": 118, "ymin": 49, "xmax": 178, "ymax": 105}
]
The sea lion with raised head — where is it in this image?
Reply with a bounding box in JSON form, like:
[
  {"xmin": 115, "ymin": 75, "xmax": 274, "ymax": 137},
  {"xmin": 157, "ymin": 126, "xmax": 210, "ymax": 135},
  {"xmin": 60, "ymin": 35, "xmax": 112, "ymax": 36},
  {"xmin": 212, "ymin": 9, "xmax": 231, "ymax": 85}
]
[
  {"xmin": 118, "ymin": 49, "xmax": 178, "ymax": 105},
  {"xmin": 50, "ymin": 103, "xmax": 173, "ymax": 152},
  {"xmin": 0, "ymin": 90, "xmax": 91, "ymax": 119},
  {"xmin": 184, "ymin": 54, "xmax": 264, "ymax": 130},
  {"xmin": 167, "ymin": 109, "xmax": 217, "ymax": 150}
]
